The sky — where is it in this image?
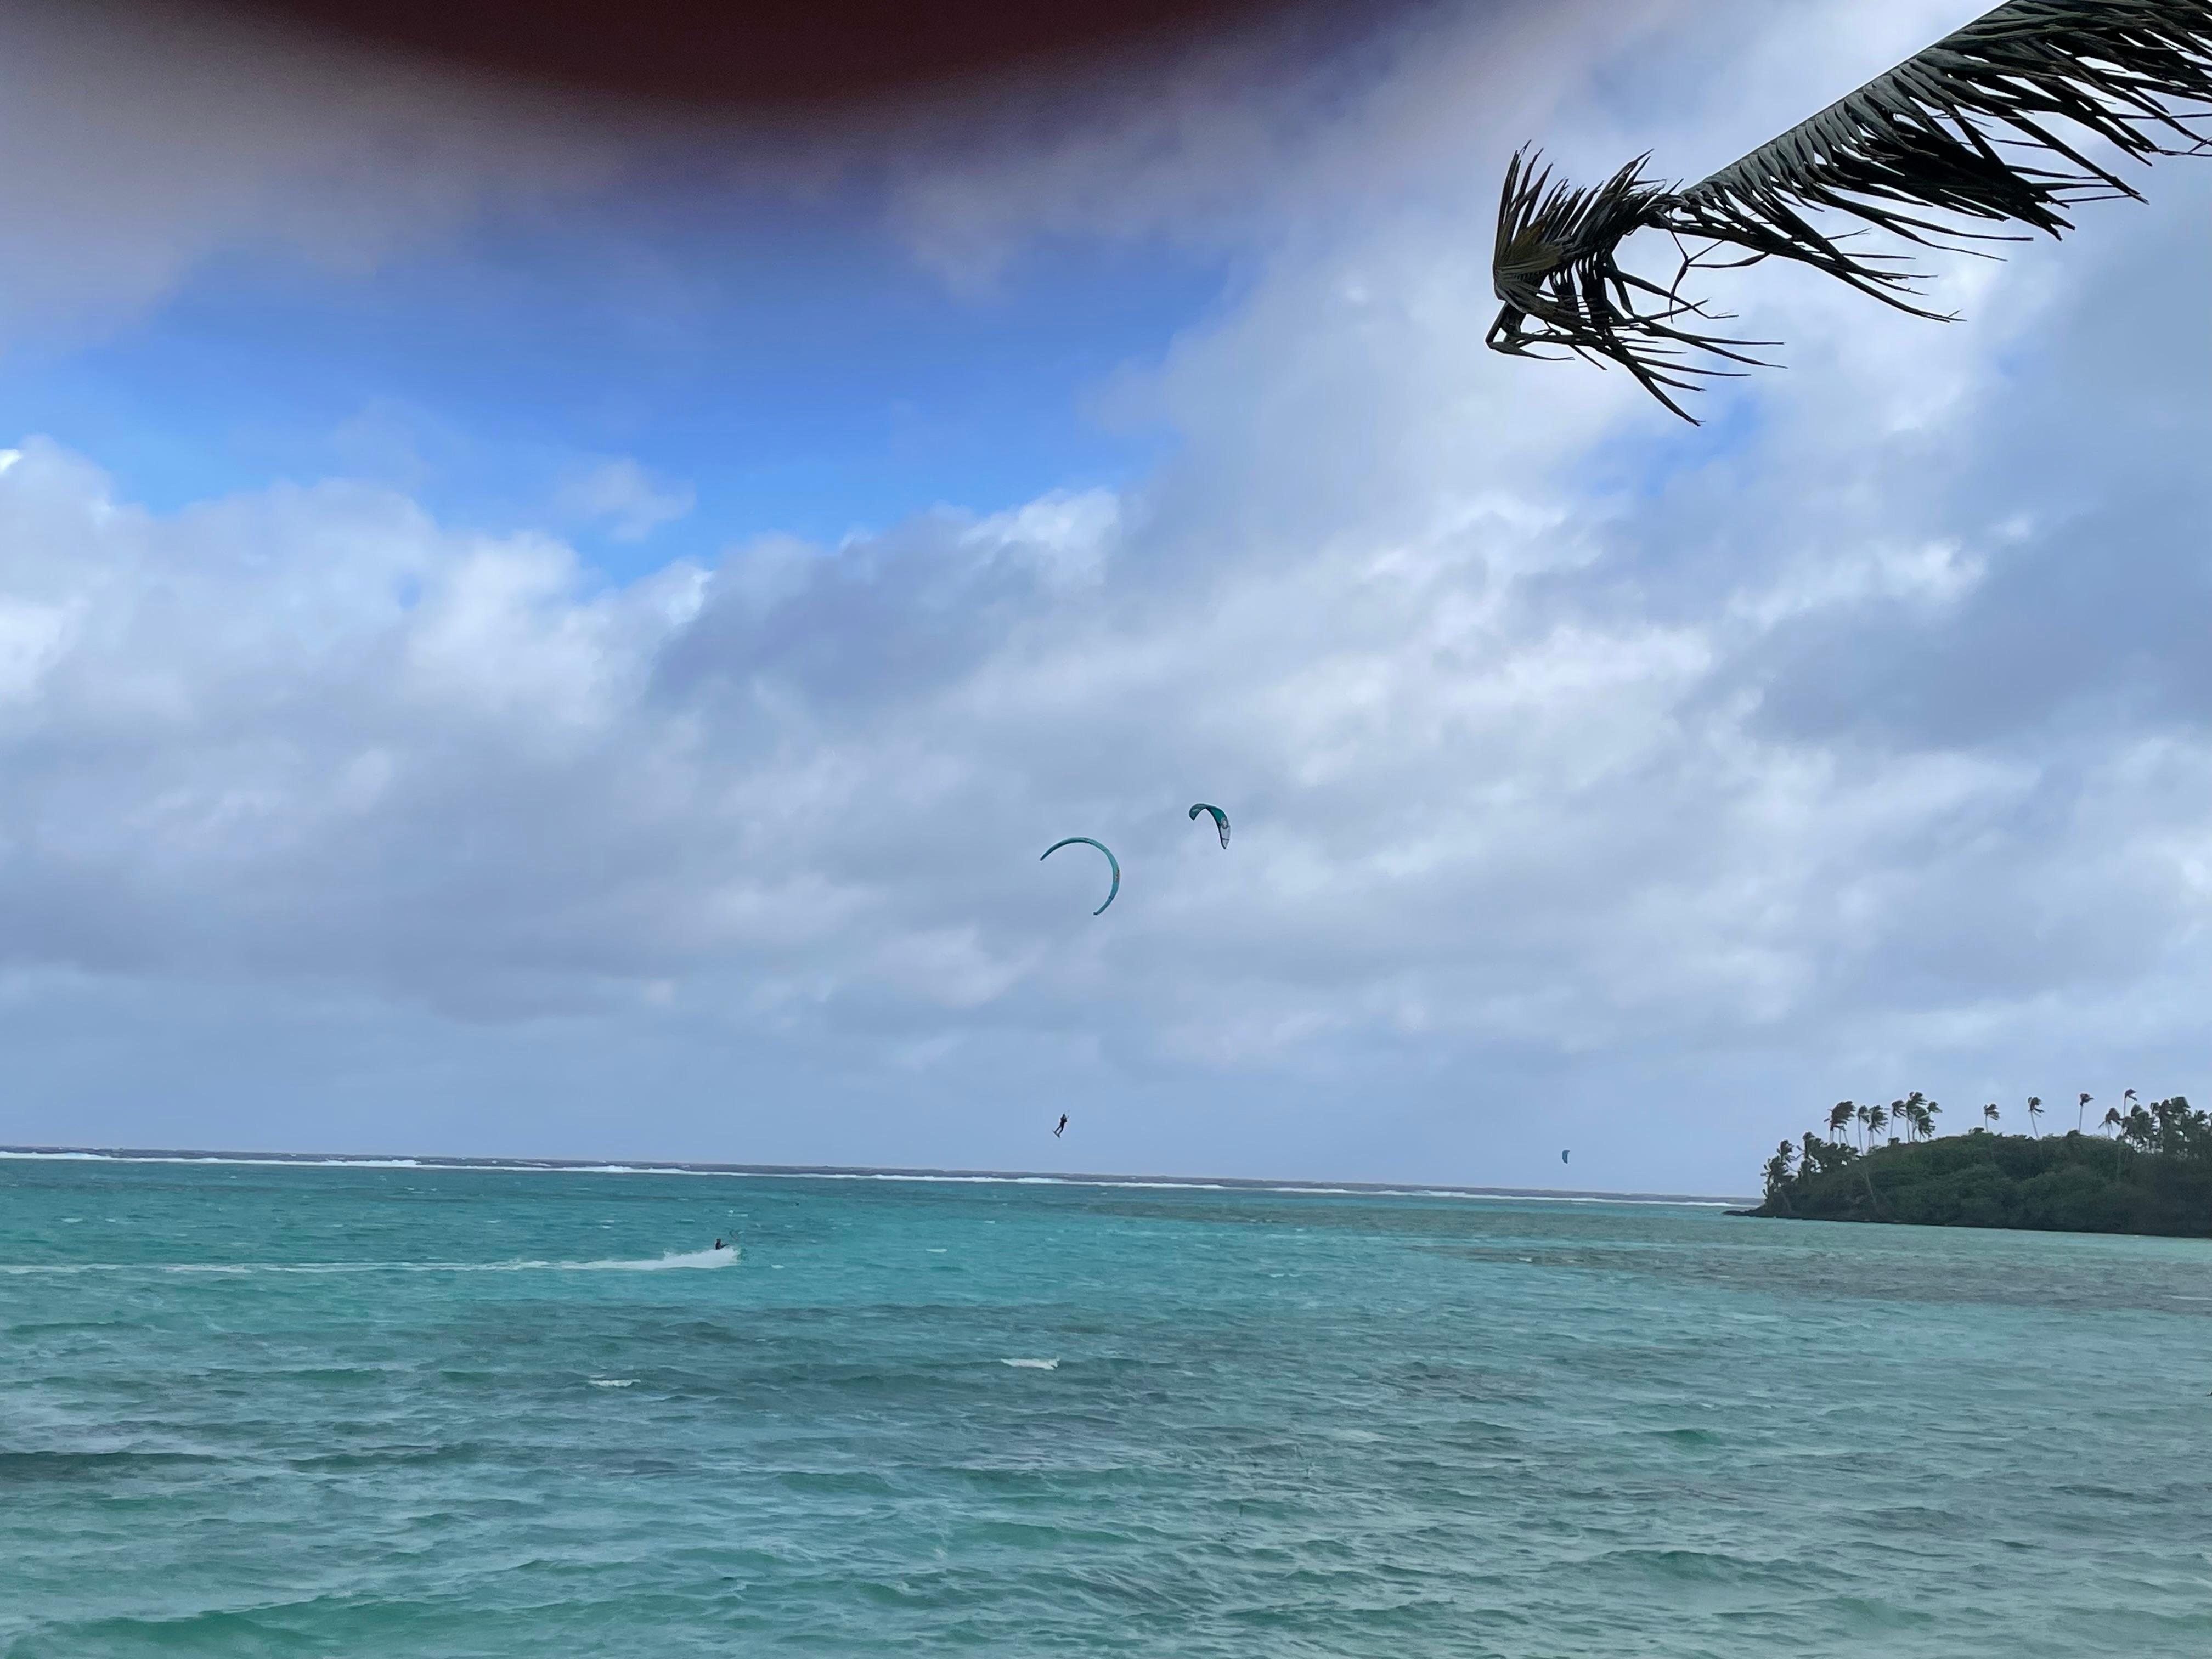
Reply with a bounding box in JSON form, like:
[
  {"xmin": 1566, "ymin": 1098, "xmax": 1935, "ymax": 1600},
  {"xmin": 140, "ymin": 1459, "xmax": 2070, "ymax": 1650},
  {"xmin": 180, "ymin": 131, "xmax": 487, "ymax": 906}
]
[{"xmin": 1, "ymin": 0, "xmax": 2208, "ymax": 1192}]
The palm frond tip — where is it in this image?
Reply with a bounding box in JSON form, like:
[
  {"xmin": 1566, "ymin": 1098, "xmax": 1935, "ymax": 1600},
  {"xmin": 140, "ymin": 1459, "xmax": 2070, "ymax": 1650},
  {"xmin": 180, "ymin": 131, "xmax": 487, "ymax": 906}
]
[{"xmin": 1488, "ymin": 0, "xmax": 2212, "ymax": 420}]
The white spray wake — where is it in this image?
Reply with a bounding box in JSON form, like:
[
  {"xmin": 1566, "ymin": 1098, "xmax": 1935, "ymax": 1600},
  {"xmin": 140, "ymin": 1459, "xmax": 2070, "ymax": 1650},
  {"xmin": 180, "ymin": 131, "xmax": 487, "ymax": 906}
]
[{"xmin": 0, "ymin": 1248, "xmax": 740, "ymax": 1276}]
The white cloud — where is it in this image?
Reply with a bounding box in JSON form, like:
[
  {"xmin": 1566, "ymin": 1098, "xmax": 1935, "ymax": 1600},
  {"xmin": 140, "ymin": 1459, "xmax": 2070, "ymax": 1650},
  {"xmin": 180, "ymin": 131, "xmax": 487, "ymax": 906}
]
[
  {"xmin": 0, "ymin": 1, "xmax": 629, "ymax": 343},
  {"xmin": 1, "ymin": 0, "xmax": 2208, "ymax": 1187},
  {"xmin": 551, "ymin": 458, "xmax": 697, "ymax": 544},
  {"xmin": 883, "ymin": 0, "xmax": 1661, "ymax": 289}
]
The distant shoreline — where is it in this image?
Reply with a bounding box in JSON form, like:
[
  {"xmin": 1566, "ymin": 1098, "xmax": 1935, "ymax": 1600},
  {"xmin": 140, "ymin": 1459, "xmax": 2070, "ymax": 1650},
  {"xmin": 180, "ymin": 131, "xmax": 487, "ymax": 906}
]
[
  {"xmin": 1747, "ymin": 1125, "xmax": 2211, "ymax": 1237},
  {"xmin": 0, "ymin": 1143, "xmax": 1753, "ymax": 1208}
]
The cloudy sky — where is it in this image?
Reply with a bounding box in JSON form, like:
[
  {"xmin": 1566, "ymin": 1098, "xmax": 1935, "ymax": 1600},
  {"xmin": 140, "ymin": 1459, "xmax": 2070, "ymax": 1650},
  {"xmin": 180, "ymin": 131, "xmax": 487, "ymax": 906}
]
[{"xmin": 1, "ymin": 0, "xmax": 2206, "ymax": 1192}]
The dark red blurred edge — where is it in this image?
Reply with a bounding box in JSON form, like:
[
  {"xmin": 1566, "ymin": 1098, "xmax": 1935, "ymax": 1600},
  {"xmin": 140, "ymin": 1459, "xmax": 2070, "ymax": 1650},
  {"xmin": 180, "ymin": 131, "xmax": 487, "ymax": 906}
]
[{"xmin": 202, "ymin": 0, "xmax": 1321, "ymax": 108}]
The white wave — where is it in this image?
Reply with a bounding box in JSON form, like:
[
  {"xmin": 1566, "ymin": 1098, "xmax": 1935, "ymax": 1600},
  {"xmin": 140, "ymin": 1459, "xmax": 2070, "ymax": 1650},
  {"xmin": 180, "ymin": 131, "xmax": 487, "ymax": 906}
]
[
  {"xmin": 0, "ymin": 1149, "xmax": 441, "ymax": 1169},
  {"xmin": 590, "ymin": 1378, "xmax": 639, "ymax": 1388},
  {"xmin": 0, "ymin": 1146, "xmax": 1750, "ymax": 1206},
  {"xmin": 1, "ymin": 1248, "xmax": 740, "ymax": 1276},
  {"xmin": 1000, "ymin": 1358, "xmax": 1059, "ymax": 1370}
]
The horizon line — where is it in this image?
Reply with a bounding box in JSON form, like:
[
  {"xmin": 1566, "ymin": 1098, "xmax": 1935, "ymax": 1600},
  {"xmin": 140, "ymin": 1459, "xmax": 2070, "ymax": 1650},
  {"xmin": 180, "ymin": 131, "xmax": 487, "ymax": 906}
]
[{"xmin": 0, "ymin": 1143, "xmax": 1756, "ymax": 1206}]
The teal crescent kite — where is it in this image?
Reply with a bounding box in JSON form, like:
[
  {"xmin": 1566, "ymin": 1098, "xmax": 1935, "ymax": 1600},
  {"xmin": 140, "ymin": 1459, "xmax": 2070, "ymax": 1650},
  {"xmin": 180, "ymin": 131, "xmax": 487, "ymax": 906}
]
[
  {"xmin": 1041, "ymin": 837, "xmax": 1120, "ymax": 915},
  {"xmin": 1188, "ymin": 803, "xmax": 1230, "ymax": 849}
]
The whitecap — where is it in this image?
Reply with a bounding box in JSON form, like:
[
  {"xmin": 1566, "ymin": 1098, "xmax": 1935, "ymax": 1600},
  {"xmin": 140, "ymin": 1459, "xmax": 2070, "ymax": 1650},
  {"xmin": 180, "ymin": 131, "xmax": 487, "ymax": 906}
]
[
  {"xmin": 0, "ymin": 1144, "xmax": 1750, "ymax": 1206},
  {"xmin": 1000, "ymin": 1358, "xmax": 1059, "ymax": 1370},
  {"xmin": 590, "ymin": 1378, "xmax": 639, "ymax": 1389}
]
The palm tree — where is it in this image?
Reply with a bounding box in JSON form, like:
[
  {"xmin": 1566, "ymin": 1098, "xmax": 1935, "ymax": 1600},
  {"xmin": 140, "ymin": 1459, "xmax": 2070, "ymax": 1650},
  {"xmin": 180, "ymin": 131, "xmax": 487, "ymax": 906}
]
[
  {"xmin": 1915, "ymin": 1098, "xmax": 1940, "ymax": 1141},
  {"xmin": 1866, "ymin": 1100, "xmax": 1889, "ymax": 1148},
  {"xmin": 1983, "ymin": 1102, "xmax": 2000, "ymax": 1132},
  {"xmin": 2152, "ymin": 1096, "xmax": 2183, "ymax": 1150},
  {"xmin": 1485, "ymin": 4, "xmax": 2212, "ymax": 422},
  {"xmin": 2101, "ymin": 1106, "xmax": 2124, "ymax": 1137},
  {"xmin": 2027, "ymin": 1096, "xmax": 2043, "ymax": 1137},
  {"xmin": 2125, "ymin": 1100, "xmax": 2155, "ymax": 1147},
  {"xmin": 1828, "ymin": 1101, "xmax": 1857, "ymax": 1138},
  {"xmin": 1764, "ymin": 1141, "xmax": 1797, "ymax": 1201},
  {"xmin": 2076, "ymin": 1092, "xmax": 2093, "ymax": 1133}
]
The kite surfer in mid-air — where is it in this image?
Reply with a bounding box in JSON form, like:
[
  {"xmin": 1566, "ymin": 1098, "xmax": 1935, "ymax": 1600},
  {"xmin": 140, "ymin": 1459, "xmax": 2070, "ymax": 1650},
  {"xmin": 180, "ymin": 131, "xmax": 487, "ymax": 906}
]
[{"xmin": 1054, "ymin": 1114, "xmax": 1069, "ymax": 1138}]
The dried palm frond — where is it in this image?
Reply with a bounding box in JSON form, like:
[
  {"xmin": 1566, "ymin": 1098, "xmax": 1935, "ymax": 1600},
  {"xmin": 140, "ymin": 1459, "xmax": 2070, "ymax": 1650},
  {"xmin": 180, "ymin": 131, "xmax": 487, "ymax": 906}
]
[{"xmin": 1489, "ymin": 0, "xmax": 2212, "ymax": 420}]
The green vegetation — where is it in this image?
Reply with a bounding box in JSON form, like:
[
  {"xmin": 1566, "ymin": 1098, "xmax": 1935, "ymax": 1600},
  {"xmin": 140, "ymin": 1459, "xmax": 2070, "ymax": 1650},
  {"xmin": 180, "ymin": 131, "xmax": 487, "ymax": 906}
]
[{"xmin": 1748, "ymin": 1093, "xmax": 2212, "ymax": 1237}]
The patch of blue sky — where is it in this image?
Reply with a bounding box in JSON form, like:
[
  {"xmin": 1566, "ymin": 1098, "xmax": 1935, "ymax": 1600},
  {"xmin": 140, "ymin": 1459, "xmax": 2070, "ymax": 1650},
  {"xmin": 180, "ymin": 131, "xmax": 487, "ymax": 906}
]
[
  {"xmin": 1585, "ymin": 388, "xmax": 1764, "ymax": 500},
  {"xmin": 0, "ymin": 191, "xmax": 1231, "ymax": 579}
]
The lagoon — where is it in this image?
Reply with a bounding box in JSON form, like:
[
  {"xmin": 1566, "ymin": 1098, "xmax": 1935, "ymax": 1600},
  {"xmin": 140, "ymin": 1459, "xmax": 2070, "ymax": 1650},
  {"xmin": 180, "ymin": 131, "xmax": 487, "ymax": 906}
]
[{"xmin": 3, "ymin": 1153, "xmax": 2208, "ymax": 1656}]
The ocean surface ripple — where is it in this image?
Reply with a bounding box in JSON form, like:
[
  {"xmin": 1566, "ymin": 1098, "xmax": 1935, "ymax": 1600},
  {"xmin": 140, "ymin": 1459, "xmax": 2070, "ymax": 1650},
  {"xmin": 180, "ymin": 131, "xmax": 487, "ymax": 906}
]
[{"xmin": 3, "ymin": 1155, "xmax": 2208, "ymax": 1657}]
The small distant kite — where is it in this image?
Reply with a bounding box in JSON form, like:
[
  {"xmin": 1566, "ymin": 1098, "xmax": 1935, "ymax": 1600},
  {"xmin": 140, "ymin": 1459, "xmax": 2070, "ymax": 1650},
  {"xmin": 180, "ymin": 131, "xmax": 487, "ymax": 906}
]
[
  {"xmin": 1188, "ymin": 803, "xmax": 1231, "ymax": 849},
  {"xmin": 1488, "ymin": 0, "xmax": 2212, "ymax": 420},
  {"xmin": 1561, "ymin": 1150, "xmax": 1570, "ymax": 1165},
  {"xmin": 1041, "ymin": 837, "xmax": 1120, "ymax": 915}
]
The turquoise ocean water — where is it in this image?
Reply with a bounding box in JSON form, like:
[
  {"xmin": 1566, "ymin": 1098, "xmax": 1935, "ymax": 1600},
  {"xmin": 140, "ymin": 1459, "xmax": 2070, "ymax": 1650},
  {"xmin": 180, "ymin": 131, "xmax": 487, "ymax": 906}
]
[{"xmin": 3, "ymin": 1153, "xmax": 2209, "ymax": 1657}]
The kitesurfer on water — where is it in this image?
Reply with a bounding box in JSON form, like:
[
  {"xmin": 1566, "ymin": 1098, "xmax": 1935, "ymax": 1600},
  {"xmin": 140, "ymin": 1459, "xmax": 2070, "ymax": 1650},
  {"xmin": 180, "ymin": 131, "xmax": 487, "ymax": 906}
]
[
  {"xmin": 713, "ymin": 1238, "xmax": 727, "ymax": 1251},
  {"xmin": 1054, "ymin": 1115, "xmax": 1068, "ymax": 1138}
]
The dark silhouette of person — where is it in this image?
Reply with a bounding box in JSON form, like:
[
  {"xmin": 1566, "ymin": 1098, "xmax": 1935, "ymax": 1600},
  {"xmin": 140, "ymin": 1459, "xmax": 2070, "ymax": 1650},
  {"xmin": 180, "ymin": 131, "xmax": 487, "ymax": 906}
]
[
  {"xmin": 713, "ymin": 1238, "xmax": 726, "ymax": 1250},
  {"xmin": 1053, "ymin": 1115, "xmax": 1068, "ymax": 1138}
]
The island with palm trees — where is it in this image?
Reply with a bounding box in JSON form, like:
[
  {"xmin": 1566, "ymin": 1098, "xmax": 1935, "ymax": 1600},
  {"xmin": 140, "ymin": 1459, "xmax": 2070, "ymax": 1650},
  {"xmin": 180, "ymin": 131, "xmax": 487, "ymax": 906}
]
[{"xmin": 1745, "ymin": 1091, "xmax": 2212, "ymax": 1236}]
